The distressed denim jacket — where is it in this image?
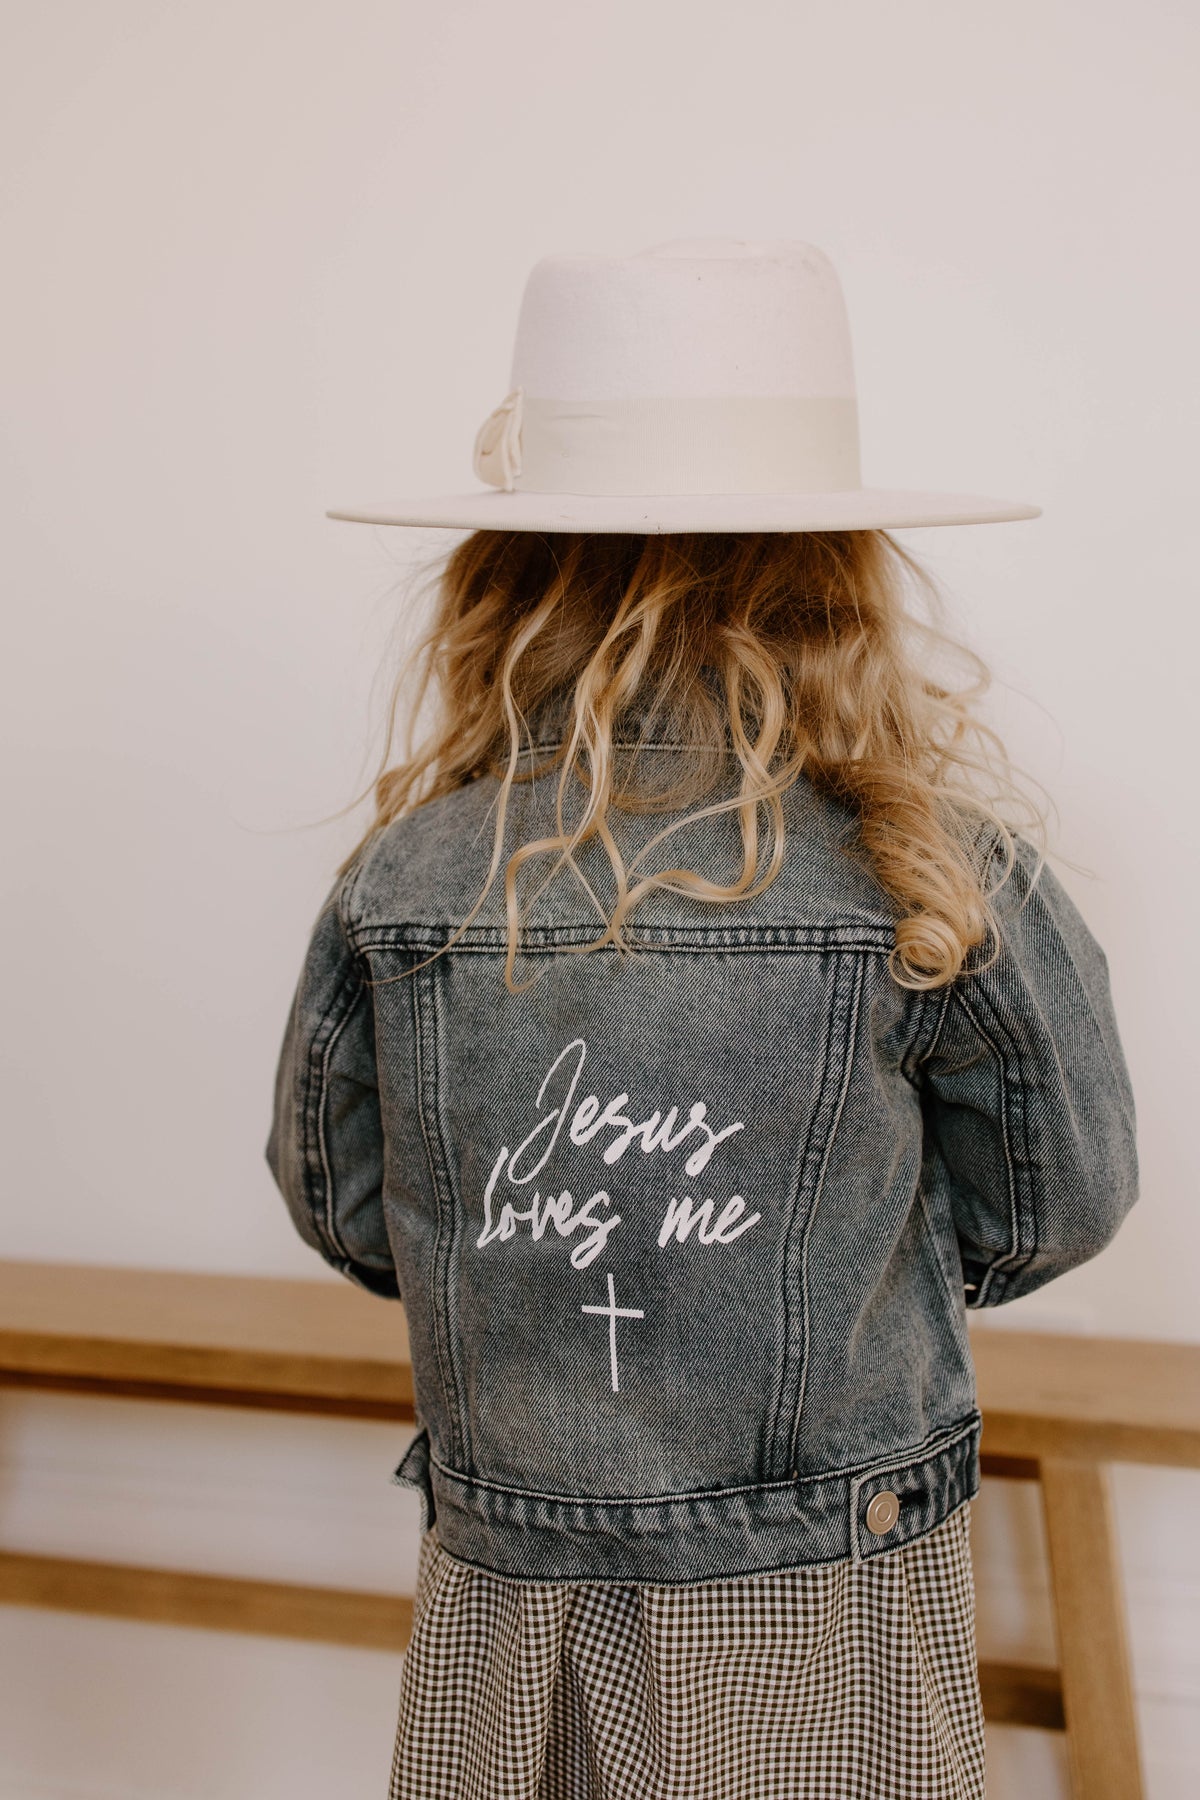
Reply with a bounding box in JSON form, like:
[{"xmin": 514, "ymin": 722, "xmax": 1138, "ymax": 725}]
[{"xmin": 265, "ymin": 711, "xmax": 1139, "ymax": 1584}]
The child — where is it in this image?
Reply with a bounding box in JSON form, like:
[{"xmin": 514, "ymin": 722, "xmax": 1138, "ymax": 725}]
[{"xmin": 266, "ymin": 242, "xmax": 1139, "ymax": 1800}]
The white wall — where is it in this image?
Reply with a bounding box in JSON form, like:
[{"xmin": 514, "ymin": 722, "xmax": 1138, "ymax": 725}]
[{"xmin": 1, "ymin": 1, "xmax": 1195, "ymax": 1794}]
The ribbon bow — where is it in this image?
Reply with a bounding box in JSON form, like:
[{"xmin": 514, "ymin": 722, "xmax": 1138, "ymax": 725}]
[{"xmin": 472, "ymin": 386, "xmax": 524, "ymax": 491}]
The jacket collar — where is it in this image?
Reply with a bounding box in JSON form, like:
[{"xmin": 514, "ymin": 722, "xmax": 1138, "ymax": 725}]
[{"xmin": 522, "ymin": 676, "xmax": 734, "ymax": 754}]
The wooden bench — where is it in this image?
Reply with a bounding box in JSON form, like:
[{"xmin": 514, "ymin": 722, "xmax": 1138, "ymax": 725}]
[{"xmin": 1, "ymin": 1260, "xmax": 1196, "ymax": 1798}]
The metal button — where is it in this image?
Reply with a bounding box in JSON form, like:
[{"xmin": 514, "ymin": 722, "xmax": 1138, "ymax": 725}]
[{"xmin": 865, "ymin": 1489, "xmax": 901, "ymax": 1535}]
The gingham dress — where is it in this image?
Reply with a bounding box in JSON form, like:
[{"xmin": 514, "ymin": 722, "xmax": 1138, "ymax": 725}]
[{"xmin": 388, "ymin": 1502, "xmax": 985, "ymax": 1800}]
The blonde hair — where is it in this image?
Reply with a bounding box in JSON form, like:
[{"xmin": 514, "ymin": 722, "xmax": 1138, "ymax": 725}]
[{"xmin": 335, "ymin": 529, "xmax": 1048, "ymax": 992}]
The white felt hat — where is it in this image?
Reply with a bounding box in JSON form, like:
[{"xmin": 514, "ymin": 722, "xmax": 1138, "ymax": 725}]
[{"xmin": 328, "ymin": 239, "xmax": 1040, "ymax": 534}]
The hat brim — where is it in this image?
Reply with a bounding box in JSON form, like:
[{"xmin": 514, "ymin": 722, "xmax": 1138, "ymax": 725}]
[{"xmin": 325, "ymin": 487, "xmax": 1040, "ymax": 534}]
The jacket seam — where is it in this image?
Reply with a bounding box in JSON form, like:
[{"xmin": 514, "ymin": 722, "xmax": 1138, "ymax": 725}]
[
  {"xmin": 423, "ymin": 1411, "xmax": 982, "ymax": 1508},
  {"xmin": 355, "ymin": 928, "xmax": 899, "ymax": 956},
  {"xmin": 899, "ymin": 986, "xmax": 929, "ymax": 1082},
  {"xmin": 848, "ymin": 1416, "xmax": 982, "ymax": 1504},
  {"xmin": 427, "ymin": 960, "xmax": 470, "ymax": 1470},
  {"xmin": 952, "ymin": 983, "xmax": 1039, "ymax": 1291},
  {"xmin": 788, "ymin": 953, "xmax": 866, "ymax": 1469},
  {"xmin": 522, "ymin": 737, "xmax": 728, "ymax": 755},
  {"xmin": 406, "ymin": 964, "xmax": 456, "ymax": 1468},
  {"xmin": 910, "ymin": 982, "xmax": 954, "ymax": 1074},
  {"xmin": 925, "ymin": 986, "xmax": 953, "ymax": 1058},
  {"xmin": 337, "ymin": 855, "xmax": 372, "ymax": 954},
  {"xmin": 767, "ymin": 953, "xmax": 844, "ymax": 1474},
  {"xmin": 914, "ymin": 981, "xmax": 966, "ymax": 1303},
  {"xmin": 306, "ymin": 953, "xmax": 368, "ymax": 1266}
]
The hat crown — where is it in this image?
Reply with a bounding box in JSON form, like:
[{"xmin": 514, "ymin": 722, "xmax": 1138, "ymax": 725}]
[
  {"xmin": 327, "ymin": 235, "xmax": 1041, "ymax": 532},
  {"xmin": 472, "ymin": 238, "xmax": 864, "ymax": 499},
  {"xmin": 509, "ymin": 238, "xmax": 857, "ymax": 402}
]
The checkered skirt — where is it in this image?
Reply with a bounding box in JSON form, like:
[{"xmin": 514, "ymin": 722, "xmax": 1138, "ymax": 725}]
[{"xmin": 388, "ymin": 1501, "xmax": 985, "ymax": 1799}]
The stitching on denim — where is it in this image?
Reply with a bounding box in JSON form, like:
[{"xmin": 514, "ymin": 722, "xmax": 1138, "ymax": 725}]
[
  {"xmin": 767, "ymin": 954, "xmax": 844, "ymax": 1475},
  {"xmin": 964, "ymin": 979, "xmax": 1039, "ymax": 1282},
  {"xmin": 294, "ymin": 979, "xmax": 320, "ymax": 1253},
  {"xmin": 850, "ymin": 1413, "xmax": 981, "ymax": 1492},
  {"xmin": 949, "ymin": 987, "xmax": 1019, "ymax": 1272},
  {"xmin": 309, "ymin": 954, "xmax": 368, "ymax": 1264},
  {"xmin": 426, "ymin": 1410, "xmax": 982, "ymax": 1508},
  {"xmin": 951, "ymin": 987, "xmax": 1033, "ymax": 1283},
  {"xmin": 923, "ymin": 984, "xmax": 955, "ymax": 1065},
  {"xmin": 788, "ymin": 952, "xmax": 866, "ymax": 1471},
  {"xmin": 426, "ymin": 959, "xmax": 471, "ymax": 1471},
  {"xmin": 337, "ymin": 1250, "xmax": 396, "ymax": 1274},
  {"xmin": 848, "ymin": 1416, "xmax": 982, "ymax": 1565},
  {"xmin": 969, "ymin": 1264, "xmax": 1006, "ymax": 1307},
  {"xmin": 521, "ymin": 737, "xmax": 727, "ymax": 756},
  {"xmin": 899, "ymin": 986, "xmax": 929, "ymax": 1082},
  {"xmin": 409, "ymin": 966, "xmax": 458, "ymax": 1465},
  {"xmin": 356, "ymin": 926, "xmax": 898, "ymax": 956},
  {"xmin": 989, "ymin": 980, "xmax": 1040, "ymax": 1287},
  {"xmin": 338, "ymin": 856, "xmax": 370, "ymax": 954},
  {"xmin": 912, "ymin": 994, "xmax": 970, "ymax": 1307}
]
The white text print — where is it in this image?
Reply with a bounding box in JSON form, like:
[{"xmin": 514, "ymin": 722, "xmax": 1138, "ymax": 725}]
[
  {"xmin": 657, "ymin": 1194, "xmax": 761, "ymax": 1247},
  {"xmin": 474, "ymin": 1039, "xmax": 757, "ymax": 1268},
  {"xmin": 505, "ymin": 1039, "xmax": 744, "ymax": 1184},
  {"xmin": 477, "ymin": 1148, "xmax": 621, "ymax": 1270}
]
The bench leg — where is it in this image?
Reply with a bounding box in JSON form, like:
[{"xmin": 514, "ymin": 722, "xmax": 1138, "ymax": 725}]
[{"xmin": 1039, "ymin": 1458, "xmax": 1144, "ymax": 1800}]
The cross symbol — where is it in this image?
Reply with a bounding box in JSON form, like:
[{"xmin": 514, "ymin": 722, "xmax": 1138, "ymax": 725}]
[{"xmin": 581, "ymin": 1271, "xmax": 645, "ymax": 1393}]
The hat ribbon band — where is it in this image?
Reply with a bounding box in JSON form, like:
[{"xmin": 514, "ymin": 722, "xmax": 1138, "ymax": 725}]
[{"xmin": 475, "ymin": 392, "xmax": 862, "ymax": 497}]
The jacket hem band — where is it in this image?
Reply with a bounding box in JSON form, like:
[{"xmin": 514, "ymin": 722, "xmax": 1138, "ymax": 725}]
[{"xmin": 391, "ymin": 1412, "xmax": 982, "ymax": 1584}]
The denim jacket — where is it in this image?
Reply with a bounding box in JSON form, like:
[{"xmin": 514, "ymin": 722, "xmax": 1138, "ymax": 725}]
[{"xmin": 265, "ymin": 715, "xmax": 1139, "ymax": 1584}]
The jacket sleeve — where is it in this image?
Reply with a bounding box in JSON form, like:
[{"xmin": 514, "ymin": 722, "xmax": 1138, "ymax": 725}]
[
  {"xmin": 264, "ymin": 876, "xmax": 401, "ymax": 1300},
  {"xmin": 914, "ymin": 830, "xmax": 1139, "ymax": 1308}
]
